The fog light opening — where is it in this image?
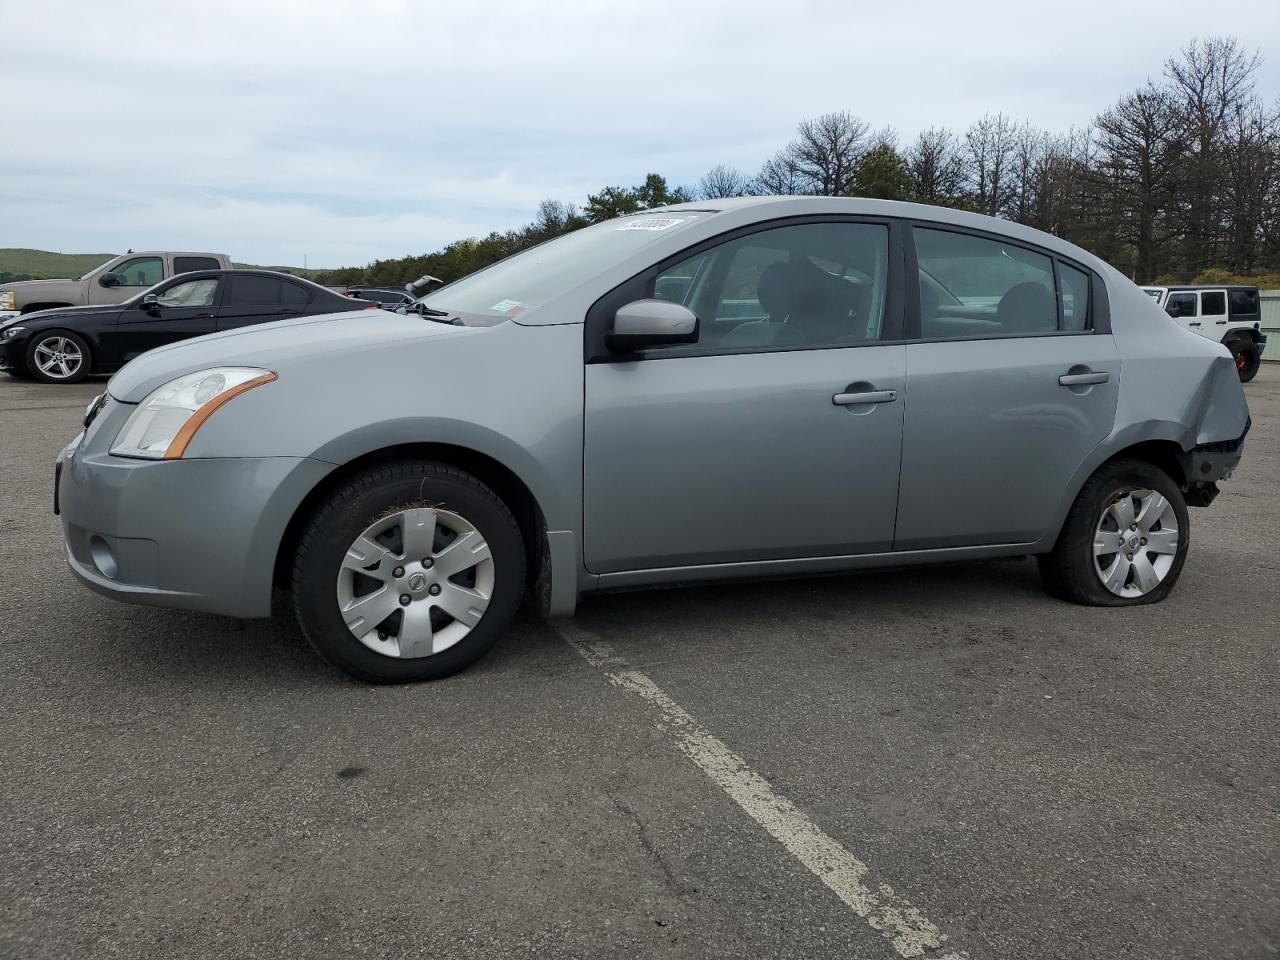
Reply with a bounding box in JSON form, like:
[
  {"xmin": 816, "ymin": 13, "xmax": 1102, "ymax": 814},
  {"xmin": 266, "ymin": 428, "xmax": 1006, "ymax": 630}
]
[{"xmin": 88, "ymin": 536, "xmax": 118, "ymax": 580}]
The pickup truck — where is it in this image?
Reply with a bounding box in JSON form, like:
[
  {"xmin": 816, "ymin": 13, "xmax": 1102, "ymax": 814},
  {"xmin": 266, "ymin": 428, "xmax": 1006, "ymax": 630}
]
[
  {"xmin": 1141, "ymin": 283, "xmax": 1267, "ymax": 382},
  {"xmin": 0, "ymin": 251, "xmax": 232, "ymax": 317}
]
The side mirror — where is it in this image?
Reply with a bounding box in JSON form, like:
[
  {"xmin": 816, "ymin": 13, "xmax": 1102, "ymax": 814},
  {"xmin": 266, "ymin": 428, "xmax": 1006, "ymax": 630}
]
[
  {"xmin": 606, "ymin": 299, "xmax": 699, "ymax": 352},
  {"xmin": 99, "ymin": 272, "xmax": 121, "ymax": 288},
  {"xmin": 142, "ymin": 293, "xmax": 160, "ymax": 314}
]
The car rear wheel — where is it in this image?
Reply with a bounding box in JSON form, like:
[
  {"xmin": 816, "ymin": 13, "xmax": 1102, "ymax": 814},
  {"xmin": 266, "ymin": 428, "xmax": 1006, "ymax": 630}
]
[
  {"xmin": 1229, "ymin": 342, "xmax": 1260, "ymax": 383},
  {"xmin": 26, "ymin": 331, "xmax": 91, "ymax": 383},
  {"xmin": 291, "ymin": 461, "xmax": 526, "ymax": 683},
  {"xmin": 1038, "ymin": 459, "xmax": 1189, "ymax": 606}
]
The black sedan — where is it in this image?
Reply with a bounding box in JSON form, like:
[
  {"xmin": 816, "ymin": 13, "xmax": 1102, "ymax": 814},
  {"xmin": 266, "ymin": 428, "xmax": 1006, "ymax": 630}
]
[{"xmin": 0, "ymin": 270, "xmax": 375, "ymax": 383}]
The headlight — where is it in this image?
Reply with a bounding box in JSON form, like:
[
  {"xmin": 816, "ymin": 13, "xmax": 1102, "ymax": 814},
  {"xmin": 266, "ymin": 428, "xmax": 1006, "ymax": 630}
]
[
  {"xmin": 110, "ymin": 367, "xmax": 276, "ymax": 460},
  {"xmin": 0, "ymin": 291, "xmax": 14, "ymax": 311},
  {"xmin": 0, "ymin": 326, "xmax": 26, "ymax": 340}
]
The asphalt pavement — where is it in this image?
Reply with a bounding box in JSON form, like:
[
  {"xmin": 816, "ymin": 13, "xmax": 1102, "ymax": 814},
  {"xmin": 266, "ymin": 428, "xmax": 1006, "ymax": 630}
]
[{"xmin": 1, "ymin": 367, "xmax": 1277, "ymax": 960}]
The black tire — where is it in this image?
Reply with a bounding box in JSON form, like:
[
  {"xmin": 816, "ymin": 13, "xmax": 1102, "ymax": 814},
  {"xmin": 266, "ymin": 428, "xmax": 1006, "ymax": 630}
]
[
  {"xmin": 1229, "ymin": 341, "xmax": 1260, "ymax": 383},
  {"xmin": 25, "ymin": 330, "xmax": 92, "ymax": 384},
  {"xmin": 1037, "ymin": 459, "xmax": 1189, "ymax": 606},
  {"xmin": 291, "ymin": 461, "xmax": 526, "ymax": 683}
]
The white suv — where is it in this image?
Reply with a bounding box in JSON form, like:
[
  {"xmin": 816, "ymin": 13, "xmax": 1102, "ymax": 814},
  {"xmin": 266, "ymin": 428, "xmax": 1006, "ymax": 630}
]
[{"xmin": 1141, "ymin": 285, "xmax": 1267, "ymax": 382}]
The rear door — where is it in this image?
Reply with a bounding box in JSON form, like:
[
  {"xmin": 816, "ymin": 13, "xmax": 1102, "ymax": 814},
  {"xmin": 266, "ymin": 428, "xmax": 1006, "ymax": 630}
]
[
  {"xmin": 108, "ymin": 275, "xmax": 220, "ymax": 364},
  {"xmin": 216, "ymin": 275, "xmax": 313, "ymax": 331},
  {"xmin": 895, "ymin": 225, "xmax": 1120, "ymax": 550},
  {"xmin": 1198, "ymin": 288, "xmax": 1229, "ymax": 338},
  {"xmin": 583, "ymin": 218, "xmax": 907, "ymax": 573}
]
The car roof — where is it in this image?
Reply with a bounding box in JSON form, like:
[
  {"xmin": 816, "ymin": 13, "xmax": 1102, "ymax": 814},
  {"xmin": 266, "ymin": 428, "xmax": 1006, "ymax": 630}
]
[
  {"xmin": 1161, "ymin": 284, "xmax": 1258, "ymax": 292},
  {"xmin": 646, "ymin": 196, "xmax": 1114, "ymax": 276},
  {"xmin": 167, "ymin": 268, "xmax": 341, "ymax": 295}
]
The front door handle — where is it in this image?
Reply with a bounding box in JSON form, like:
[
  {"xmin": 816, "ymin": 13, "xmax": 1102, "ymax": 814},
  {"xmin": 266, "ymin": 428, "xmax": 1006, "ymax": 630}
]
[
  {"xmin": 833, "ymin": 389, "xmax": 897, "ymax": 405},
  {"xmin": 1058, "ymin": 371, "xmax": 1109, "ymax": 386},
  {"xmin": 1215, "ymin": 320, "xmax": 1227, "ymax": 324}
]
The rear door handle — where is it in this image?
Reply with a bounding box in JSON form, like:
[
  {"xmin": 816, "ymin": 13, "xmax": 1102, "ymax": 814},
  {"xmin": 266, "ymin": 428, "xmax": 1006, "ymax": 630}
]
[
  {"xmin": 833, "ymin": 389, "xmax": 897, "ymax": 405},
  {"xmin": 1189, "ymin": 321, "xmax": 1202, "ymax": 326},
  {"xmin": 1058, "ymin": 372, "xmax": 1109, "ymax": 386}
]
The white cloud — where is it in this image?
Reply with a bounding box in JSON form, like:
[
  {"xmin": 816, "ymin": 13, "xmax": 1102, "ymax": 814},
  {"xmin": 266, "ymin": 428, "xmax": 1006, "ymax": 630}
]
[{"xmin": 2, "ymin": 0, "xmax": 1277, "ymax": 266}]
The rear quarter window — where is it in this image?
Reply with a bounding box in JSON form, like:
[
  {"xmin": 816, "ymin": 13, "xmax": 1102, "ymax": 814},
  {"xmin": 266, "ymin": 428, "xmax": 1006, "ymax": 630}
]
[
  {"xmin": 174, "ymin": 256, "xmax": 222, "ymax": 273},
  {"xmin": 1229, "ymin": 289, "xmax": 1259, "ymax": 317}
]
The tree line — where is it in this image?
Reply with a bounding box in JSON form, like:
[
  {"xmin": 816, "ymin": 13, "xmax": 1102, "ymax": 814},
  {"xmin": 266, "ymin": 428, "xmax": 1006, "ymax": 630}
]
[{"xmin": 317, "ymin": 37, "xmax": 1280, "ymax": 289}]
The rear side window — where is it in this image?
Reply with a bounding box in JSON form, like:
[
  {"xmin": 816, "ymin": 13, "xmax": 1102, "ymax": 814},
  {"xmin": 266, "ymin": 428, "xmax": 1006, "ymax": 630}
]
[
  {"xmin": 1059, "ymin": 263, "xmax": 1091, "ymax": 331},
  {"xmin": 173, "ymin": 256, "xmax": 221, "ymax": 273},
  {"xmin": 1200, "ymin": 291, "xmax": 1226, "ymax": 317},
  {"xmin": 280, "ymin": 281, "xmax": 311, "ymax": 306},
  {"xmin": 914, "ymin": 229, "xmax": 1057, "ymax": 337},
  {"xmin": 1229, "ymin": 289, "xmax": 1259, "ymax": 317},
  {"xmin": 227, "ymin": 275, "xmax": 287, "ymax": 305}
]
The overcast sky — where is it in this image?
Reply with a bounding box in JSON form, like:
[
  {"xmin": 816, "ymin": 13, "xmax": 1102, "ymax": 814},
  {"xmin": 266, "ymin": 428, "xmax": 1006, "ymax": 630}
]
[{"xmin": 2, "ymin": 1, "xmax": 1278, "ymax": 268}]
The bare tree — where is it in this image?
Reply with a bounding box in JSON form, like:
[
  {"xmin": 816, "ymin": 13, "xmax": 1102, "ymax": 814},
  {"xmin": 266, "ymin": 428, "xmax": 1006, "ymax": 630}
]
[
  {"xmin": 1220, "ymin": 97, "xmax": 1280, "ymax": 271},
  {"xmin": 965, "ymin": 113, "xmax": 1017, "ymax": 216},
  {"xmin": 751, "ymin": 150, "xmax": 806, "ymax": 195},
  {"xmin": 1164, "ymin": 36, "xmax": 1262, "ymax": 271},
  {"xmin": 698, "ymin": 164, "xmax": 751, "ymax": 199},
  {"xmin": 906, "ymin": 127, "xmax": 968, "ymax": 206},
  {"xmin": 782, "ymin": 110, "xmax": 870, "ymax": 195},
  {"xmin": 1093, "ymin": 84, "xmax": 1185, "ymax": 280}
]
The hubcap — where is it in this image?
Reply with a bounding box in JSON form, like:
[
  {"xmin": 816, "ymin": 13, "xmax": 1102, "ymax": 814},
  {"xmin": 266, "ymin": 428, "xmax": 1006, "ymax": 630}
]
[
  {"xmin": 335, "ymin": 507, "xmax": 494, "ymax": 658},
  {"xmin": 1093, "ymin": 488, "xmax": 1179, "ymax": 598},
  {"xmin": 33, "ymin": 337, "xmax": 83, "ymax": 379}
]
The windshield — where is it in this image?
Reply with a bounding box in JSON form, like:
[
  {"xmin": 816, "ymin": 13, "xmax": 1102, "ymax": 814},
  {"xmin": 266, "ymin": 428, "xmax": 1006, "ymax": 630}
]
[{"xmin": 418, "ymin": 212, "xmax": 707, "ymax": 321}]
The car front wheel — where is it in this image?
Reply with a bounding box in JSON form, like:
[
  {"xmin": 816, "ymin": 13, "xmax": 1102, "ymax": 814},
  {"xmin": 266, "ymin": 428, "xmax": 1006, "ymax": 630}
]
[
  {"xmin": 26, "ymin": 331, "xmax": 92, "ymax": 383},
  {"xmin": 1038, "ymin": 459, "xmax": 1189, "ymax": 606},
  {"xmin": 291, "ymin": 461, "xmax": 526, "ymax": 683}
]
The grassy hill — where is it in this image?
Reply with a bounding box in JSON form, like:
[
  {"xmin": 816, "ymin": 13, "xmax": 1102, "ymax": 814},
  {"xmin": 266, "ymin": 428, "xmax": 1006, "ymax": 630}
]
[
  {"xmin": 0, "ymin": 248, "xmax": 320, "ymax": 282},
  {"xmin": 0, "ymin": 248, "xmax": 116, "ymax": 280}
]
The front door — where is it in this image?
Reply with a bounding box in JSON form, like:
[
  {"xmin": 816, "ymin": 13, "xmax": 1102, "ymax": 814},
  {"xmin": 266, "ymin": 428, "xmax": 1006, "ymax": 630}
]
[
  {"xmin": 108, "ymin": 276, "xmax": 219, "ymax": 366},
  {"xmin": 583, "ymin": 218, "xmax": 906, "ymax": 573},
  {"xmin": 895, "ymin": 226, "xmax": 1120, "ymax": 549},
  {"xmin": 98, "ymin": 255, "xmax": 165, "ymax": 305}
]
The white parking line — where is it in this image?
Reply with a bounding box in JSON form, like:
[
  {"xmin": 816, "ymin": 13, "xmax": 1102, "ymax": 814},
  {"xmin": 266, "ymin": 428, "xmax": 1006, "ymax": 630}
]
[{"xmin": 560, "ymin": 625, "xmax": 969, "ymax": 960}]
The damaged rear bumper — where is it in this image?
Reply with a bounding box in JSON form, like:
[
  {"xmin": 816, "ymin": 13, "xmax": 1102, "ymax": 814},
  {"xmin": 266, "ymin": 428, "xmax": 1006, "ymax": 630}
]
[{"xmin": 1181, "ymin": 417, "xmax": 1250, "ymax": 506}]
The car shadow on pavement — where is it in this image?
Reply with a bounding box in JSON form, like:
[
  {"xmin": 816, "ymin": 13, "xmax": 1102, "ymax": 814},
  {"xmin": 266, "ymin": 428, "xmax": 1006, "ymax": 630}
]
[{"xmin": 73, "ymin": 558, "xmax": 1047, "ymax": 688}]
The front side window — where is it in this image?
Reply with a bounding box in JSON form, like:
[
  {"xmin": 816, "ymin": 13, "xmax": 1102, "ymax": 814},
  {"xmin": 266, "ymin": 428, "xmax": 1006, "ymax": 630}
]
[
  {"xmin": 156, "ymin": 278, "xmax": 218, "ymax": 308},
  {"xmin": 915, "ymin": 229, "xmax": 1057, "ymax": 337},
  {"xmin": 1199, "ymin": 291, "xmax": 1226, "ymax": 316},
  {"xmin": 113, "ymin": 257, "xmax": 163, "ymax": 287},
  {"xmin": 1165, "ymin": 292, "xmax": 1197, "ymax": 318},
  {"xmin": 650, "ymin": 221, "xmax": 890, "ymax": 352}
]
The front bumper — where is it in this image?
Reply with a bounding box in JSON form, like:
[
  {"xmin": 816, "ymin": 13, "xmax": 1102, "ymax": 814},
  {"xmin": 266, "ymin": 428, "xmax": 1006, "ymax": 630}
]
[
  {"xmin": 56, "ymin": 422, "xmax": 333, "ymax": 618},
  {"xmin": 0, "ymin": 334, "xmax": 20, "ymax": 370}
]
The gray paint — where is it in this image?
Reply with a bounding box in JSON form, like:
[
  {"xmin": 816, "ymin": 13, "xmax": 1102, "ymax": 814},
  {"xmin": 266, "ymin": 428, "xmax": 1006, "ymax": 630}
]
[{"xmin": 57, "ymin": 197, "xmax": 1250, "ymax": 623}]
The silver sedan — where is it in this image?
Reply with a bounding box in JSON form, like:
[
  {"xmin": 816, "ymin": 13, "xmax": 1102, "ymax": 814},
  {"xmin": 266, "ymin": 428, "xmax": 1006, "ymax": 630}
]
[{"xmin": 56, "ymin": 197, "xmax": 1251, "ymax": 682}]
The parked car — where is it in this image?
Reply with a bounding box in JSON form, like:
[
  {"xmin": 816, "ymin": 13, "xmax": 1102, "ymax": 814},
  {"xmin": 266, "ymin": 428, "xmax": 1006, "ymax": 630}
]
[
  {"xmin": 0, "ymin": 251, "xmax": 233, "ymax": 316},
  {"xmin": 1141, "ymin": 284, "xmax": 1266, "ymax": 382},
  {"xmin": 56, "ymin": 197, "xmax": 1250, "ymax": 683},
  {"xmin": 345, "ymin": 286, "xmax": 415, "ymax": 309},
  {"xmin": 1, "ymin": 269, "xmax": 368, "ymax": 383}
]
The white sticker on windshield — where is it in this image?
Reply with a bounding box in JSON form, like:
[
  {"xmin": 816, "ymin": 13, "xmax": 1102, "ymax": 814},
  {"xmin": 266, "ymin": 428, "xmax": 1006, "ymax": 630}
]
[
  {"xmin": 488, "ymin": 298, "xmax": 525, "ymax": 314},
  {"xmin": 616, "ymin": 217, "xmax": 688, "ymax": 232}
]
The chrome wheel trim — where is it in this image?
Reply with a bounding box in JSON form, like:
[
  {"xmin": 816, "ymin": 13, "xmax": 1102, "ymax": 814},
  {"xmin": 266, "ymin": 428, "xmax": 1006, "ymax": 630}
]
[
  {"xmin": 33, "ymin": 336, "xmax": 83, "ymax": 379},
  {"xmin": 335, "ymin": 507, "xmax": 494, "ymax": 659},
  {"xmin": 1093, "ymin": 488, "xmax": 1179, "ymax": 598}
]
